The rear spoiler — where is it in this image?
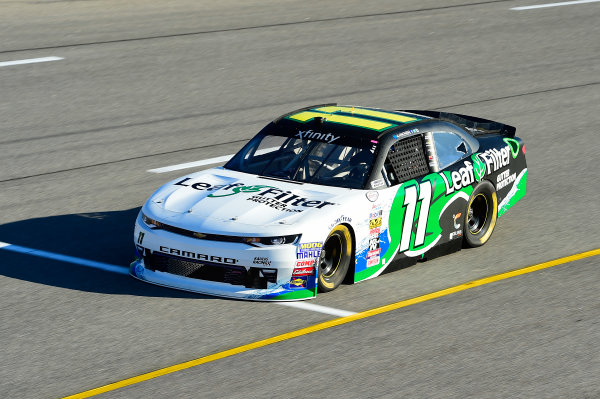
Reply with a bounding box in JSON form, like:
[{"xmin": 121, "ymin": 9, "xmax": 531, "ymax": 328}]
[{"xmin": 402, "ymin": 110, "xmax": 516, "ymax": 138}]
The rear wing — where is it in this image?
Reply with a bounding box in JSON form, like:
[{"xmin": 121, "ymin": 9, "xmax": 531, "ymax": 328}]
[{"xmin": 402, "ymin": 110, "xmax": 516, "ymax": 138}]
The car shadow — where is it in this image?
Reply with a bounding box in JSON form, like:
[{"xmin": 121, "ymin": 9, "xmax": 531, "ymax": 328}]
[{"xmin": 0, "ymin": 208, "xmax": 214, "ymax": 299}]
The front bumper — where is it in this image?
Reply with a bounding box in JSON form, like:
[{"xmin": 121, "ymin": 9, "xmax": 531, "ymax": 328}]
[
  {"xmin": 130, "ymin": 259, "xmax": 315, "ymax": 301},
  {"xmin": 131, "ymin": 214, "xmax": 317, "ymax": 301}
]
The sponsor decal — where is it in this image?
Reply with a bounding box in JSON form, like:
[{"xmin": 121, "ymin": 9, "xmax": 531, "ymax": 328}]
[
  {"xmin": 477, "ymin": 146, "xmax": 510, "ymax": 175},
  {"xmin": 366, "ymin": 191, "xmax": 379, "ymax": 202},
  {"xmin": 158, "ymin": 246, "xmax": 238, "ymax": 264},
  {"xmin": 369, "ymin": 217, "xmax": 382, "ymax": 229},
  {"xmin": 496, "ymin": 169, "xmax": 516, "ymax": 190},
  {"xmin": 367, "ymin": 248, "xmax": 381, "ymax": 258},
  {"xmin": 453, "ymin": 212, "xmax": 462, "ymax": 229},
  {"xmin": 174, "ymin": 179, "xmax": 247, "ymax": 193},
  {"xmin": 369, "ymin": 237, "xmax": 379, "ymax": 251},
  {"xmin": 295, "ymin": 259, "xmax": 316, "ymax": 267},
  {"xmin": 250, "ymin": 187, "xmax": 336, "ymax": 209},
  {"xmin": 253, "ymin": 256, "xmax": 271, "ymax": 266},
  {"xmin": 441, "ymin": 161, "xmax": 476, "ymax": 194},
  {"xmin": 296, "ymin": 242, "xmax": 323, "ymax": 259},
  {"xmin": 208, "ymin": 184, "xmax": 271, "ymax": 198},
  {"xmin": 371, "ymin": 179, "xmax": 385, "ymax": 189},
  {"xmin": 367, "ymin": 257, "xmax": 380, "ymax": 267},
  {"xmin": 471, "ymin": 154, "xmax": 486, "ymax": 182},
  {"xmin": 289, "ymin": 276, "xmax": 308, "ymax": 289},
  {"xmin": 246, "ymin": 195, "xmax": 303, "ymax": 213},
  {"xmin": 449, "ymin": 230, "xmax": 463, "ymax": 240},
  {"xmin": 367, "ymin": 207, "xmax": 382, "ymax": 267},
  {"xmin": 293, "ymin": 265, "xmax": 315, "ymax": 276},
  {"xmin": 369, "ymin": 209, "xmax": 382, "ymax": 219},
  {"xmin": 174, "ymin": 179, "xmax": 336, "ymax": 210},
  {"xmin": 328, "ymin": 215, "xmax": 352, "ymax": 230},
  {"xmin": 296, "ymin": 129, "xmax": 339, "ymax": 144},
  {"xmin": 442, "ymin": 146, "xmax": 512, "ymax": 194}
]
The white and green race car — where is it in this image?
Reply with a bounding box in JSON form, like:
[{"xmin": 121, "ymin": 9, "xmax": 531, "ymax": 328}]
[{"xmin": 131, "ymin": 105, "xmax": 527, "ymax": 300}]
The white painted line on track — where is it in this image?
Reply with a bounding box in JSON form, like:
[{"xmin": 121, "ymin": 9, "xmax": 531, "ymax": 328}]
[
  {"xmin": 277, "ymin": 301, "xmax": 356, "ymax": 317},
  {"xmin": 0, "ymin": 240, "xmax": 357, "ymax": 315},
  {"xmin": 511, "ymin": 0, "xmax": 600, "ymax": 10},
  {"xmin": 148, "ymin": 147, "xmax": 279, "ymax": 173},
  {"xmin": 0, "ymin": 241, "xmax": 128, "ymax": 275},
  {"xmin": 0, "ymin": 56, "xmax": 63, "ymax": 67},
  {"xmin": 148, "ymin": 155, "xmax": 233, "ymax": 173}
]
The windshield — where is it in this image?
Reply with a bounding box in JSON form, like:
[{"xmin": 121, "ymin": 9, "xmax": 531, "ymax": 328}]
[{"xmin": 225, "ymin": 134, "xmax": 375, "ymax": 189}]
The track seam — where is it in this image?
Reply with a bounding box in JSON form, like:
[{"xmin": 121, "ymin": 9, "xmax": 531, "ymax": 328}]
[
  {"xmin": 0, "ymin": 1, "xmax": 511, "ymax": 55},
  {"xmin": 2, "ymin": 81, "xmax": 598, "ymax": 183}
]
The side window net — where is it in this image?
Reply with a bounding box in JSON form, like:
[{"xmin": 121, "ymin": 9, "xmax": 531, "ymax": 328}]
[{"xmin": 387, "ymin": 135, "xmax": 430, "ymax": 182}]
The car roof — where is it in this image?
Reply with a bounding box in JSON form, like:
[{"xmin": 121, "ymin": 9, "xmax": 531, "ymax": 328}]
[{"xmin": 274, "ymin": 104, "xmax": 432, "ymax": 142}]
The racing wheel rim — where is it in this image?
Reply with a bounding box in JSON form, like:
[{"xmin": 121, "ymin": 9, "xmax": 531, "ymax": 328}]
[
  {"xmin": 467, "ymin": 193, "xmax": 488, "ymax": 235},
  {"xmin": 317, "ymin": 225, "xmax": 352, "ymax": 293},
  {"xmin": 319, "ymin": 235, "xmax": 342, "ymax": 278},
  {"xmin": 463, "ymin": 180, "xmax": 497, "ymax": 248}
]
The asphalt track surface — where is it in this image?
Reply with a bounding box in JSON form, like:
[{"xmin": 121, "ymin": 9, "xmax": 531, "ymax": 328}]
[{"xmin": 0, "ymin": 0, "xmax": 599, "ymax": 397}]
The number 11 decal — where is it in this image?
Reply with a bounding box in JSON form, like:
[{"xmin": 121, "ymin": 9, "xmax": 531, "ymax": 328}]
[{"xmin": 399, "ymin": 181, "xmax": 432, "ymax": 252}]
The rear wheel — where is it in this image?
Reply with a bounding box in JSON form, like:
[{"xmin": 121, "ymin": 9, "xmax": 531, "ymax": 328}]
[
  {"xmin": 317, "ymin": 225, "xmax": 352, "ymax": 292},
  {"xmin": 464, "ymin": 180, "xmax": 498, "ymax": 247}
]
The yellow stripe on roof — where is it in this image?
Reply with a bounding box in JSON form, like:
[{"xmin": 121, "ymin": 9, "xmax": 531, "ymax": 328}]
[
  {"xmin": 287, "ymin": 111, "xmax": 393, "ymax": 131},
  {"xmin": 316, "ymin": 106, "xmax": 418, "ymax": 124}
]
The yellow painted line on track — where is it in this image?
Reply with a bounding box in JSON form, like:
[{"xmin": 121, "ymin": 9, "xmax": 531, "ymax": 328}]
[{"xmin": 63, "ymin": 248, "xmax": 600, "ymax": 399}]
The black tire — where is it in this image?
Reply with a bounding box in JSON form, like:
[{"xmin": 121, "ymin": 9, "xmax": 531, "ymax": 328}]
[
  {"xmin": 317, "ymin": 225, "xmax": 352, "ymax": 292},
  {"xmin": 463, "ymin": 180, "xmax": 498, "ymax": 248}
]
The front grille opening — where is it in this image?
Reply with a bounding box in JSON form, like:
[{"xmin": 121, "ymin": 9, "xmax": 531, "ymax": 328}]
[{"xmin": 144, "ymin": 253, "xmax": 277, "ymax": 288}]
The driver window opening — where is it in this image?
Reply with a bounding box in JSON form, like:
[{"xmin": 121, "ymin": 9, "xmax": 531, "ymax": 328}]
[{"xmin": 384, "ymin": 135, "xmax": 430, "ymax": 186}]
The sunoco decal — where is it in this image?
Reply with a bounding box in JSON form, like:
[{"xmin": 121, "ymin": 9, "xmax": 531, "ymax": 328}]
[{"xmin": 289, "ymin": 276, "xmax": 308, "ymax": 289}]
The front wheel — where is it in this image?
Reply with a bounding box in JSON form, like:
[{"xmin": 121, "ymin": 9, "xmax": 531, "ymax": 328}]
[
  {"xmin": 464, "ymin": 180, "xmax": 498, "ymax": 247},
  {"xmin": 317, "ymin": 225, "xmax": 352, "ymax": 292}
]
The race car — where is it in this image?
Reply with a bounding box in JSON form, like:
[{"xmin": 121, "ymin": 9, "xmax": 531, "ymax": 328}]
[{"xmin": 131, "ymin": 104, "xmax": 527, "ymax": 300}]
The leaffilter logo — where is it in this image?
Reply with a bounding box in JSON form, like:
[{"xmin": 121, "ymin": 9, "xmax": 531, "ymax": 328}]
[
  {"xmin": 207, "ymin": 185, "xmax": 275, "ymax": 197},
  {"xmin": 471, "ymin": 154, "xmax": 486, "ymax": 182}
]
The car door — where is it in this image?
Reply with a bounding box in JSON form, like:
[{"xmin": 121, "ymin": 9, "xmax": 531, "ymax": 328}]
[{"xmin": 380, "ymin": 130, "xmax": 475, "ymax": 265}]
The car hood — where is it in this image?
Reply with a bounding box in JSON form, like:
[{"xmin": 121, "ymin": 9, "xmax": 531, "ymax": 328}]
[{"xmin": 146, "ymin": 168, "xmax": 354, "ymax": 233}]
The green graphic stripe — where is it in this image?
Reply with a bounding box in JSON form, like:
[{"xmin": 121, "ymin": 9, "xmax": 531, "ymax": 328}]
[
  {"xmin": 498, "ymin": 169, "xmax": 527, "ymax": 218},
  {"xmin": 271, "ymin": 287, "xmax": 316, "ymax": 300}
]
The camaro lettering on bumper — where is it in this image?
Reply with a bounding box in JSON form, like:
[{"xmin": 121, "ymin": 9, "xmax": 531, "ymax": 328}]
[{"xmin": 159, "ymin": 246, "xmax": 238, "ymax": 264}]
